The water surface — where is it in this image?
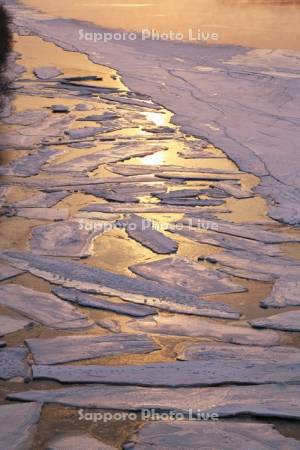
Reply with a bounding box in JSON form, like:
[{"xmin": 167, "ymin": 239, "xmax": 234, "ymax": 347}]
[{"xmin": 23, "ymin": 0, "xmax": 300, "ymax": 49}]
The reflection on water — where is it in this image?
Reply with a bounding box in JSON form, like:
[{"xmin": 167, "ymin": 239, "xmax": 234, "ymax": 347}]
[
  {"xmin": 144, "ymin": 111, "xmax": 171, "ymax": 127},
  {"xmin": 124, "ymin": 142, "xmax": 237, "ymax": 171},
  {"xmin": 14, "ymin": 34, "xmax": 123, "ymax": 89},
  {"xmin": 23, "ymin": 0, "xmax": 300, "ymax": 49}
]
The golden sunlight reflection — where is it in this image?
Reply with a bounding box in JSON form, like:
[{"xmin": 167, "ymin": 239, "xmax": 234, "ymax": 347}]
[
  {"xmin": 125, "ymin": 141, "xmax": 237, "ymax": 171},
  {"xmin": 144, "ymin": 111, "xmax": 171, "ymax": 127},
  {"xmin": 137, "ymin": 150, "xmax": 167, "ymax": 165}
]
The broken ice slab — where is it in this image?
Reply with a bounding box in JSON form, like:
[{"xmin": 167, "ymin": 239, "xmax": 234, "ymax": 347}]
[
  {"xmin": 53, "ymin": 287, "xmax": 157, "ymax": 317},
  {"xmin": 107, "ymin": 164, "xmax": 239, "ymax": 177},
  {"xmin": 181, "ymin": 217, "xmax": 299, "ymax": 243},
  {"xmin": 12, "ymin": 191, "xmax": 68, "ymax": 208},
  {"xmin": 79, "ymin": 181, "xmax": 166, "ymax": 194},
  {"xmin": 26, "ymin": 333, "xmax": 159, "ymax": 365},
  {"xmin": 75, "ymin": 103, "xmax": 94, "ymax": 111},
  {"xmin": 75, "ymin": 212, "xmax": 121, "ymax": 221},
  {"xmin": 0, "ymin": 315, "xmax": 33, "ymax": 336},
  {"xmin": 250, "ymin": 310, "xmax": 300, "ymax": 332},
  {"xmin": 117, "ymin": 215, "xmax": 178, "ymax": 254},
  {"xmin": 126, "ymin": 421, "xmax": 300, "ymax": 450},
  {"xmin": 0, "ymin": 261, "xmax": 24, "ymax": 281},
  {"xmin": 205, "ymin": 250, "xmax": 300, "ymax": 279},
  {"xmin": 97, "ymin": 319, "xmax": 121, "ymax": 333},
  {"xmin": 0, "ymin": 347, "xmax": 29, "ymax": 380},
  {"xmin": 156, "ymin": 189, "xmax": 202, "ymax": 200},
  {"xmin": 217, "ymin": 266, "xmax": 275, "ymax": 282},
  {"xmin": 0, "ymin": 403, "xmax": 41, "ymax": 450},
  {"xmin": 156, "ymin": 172, "xmax": 240, "ymax": 182},
  {"xmin": 8, "ymin": 384, "xmax": 300, "ymax": 420},
  {"xmin": 90, "ymin": 192, "xmax": 138, "ymax": 203},
  {"xmin": 42, "ymin": 150, "xmax": 114, "ymax": 173},
  {"xmin": 82, "ymin": 203, "xmax": 229, "ymax": 214},
  {"xmin": 2, "ymin": 108, "xmax": 49, "ymax": 126},
  {"xmin": 98, "ymin": 93, "xmax": 162, "ymax": 109},
  {"xmin": 68, "ymin": 141, "xmax": 96, "ymax": 149},
  {"xmin": 8, "ymin": 148, "xmax": 59, "ymax": 177},
  {"xmin": 213, "ymin": 181, "xmax": 254, "ymax": 199},
  {"xmin": 142, "ymin": 126, "xmax": 175, "ymax": 134},
  {"xmin": 60, "ymin": 81, "xmax": 121, "ymax": 94},
  {"xmin": 32, "ymin": 347, "xmax": 300, "ymax": 384},
  {"xmin": 0, "ymin": 284, "xmax": 94, "ymax": 330},
  {"xmin": 160, "ymin": 198, "xmax": 225, "ymax": 207},
  {"xmin": 84, "ymin": 183, "xmax": 166, "ymax": 202},
  {"xmin": 261, "ymin": 278, "xmax": 300, "ymax": 308},
  {"xmin": 77, "ymin": 112, "xmax": 120, "ymax": 122},
  {"xmin": 129, "ymin": 316, "xmax": 282, "ymax": 347},
  {"xmin": 130, "ymin": 257, "xmax": 246, "ymax": 296},
  {"xmin": 29, "ymin": 219, "xmax": 110, "ymax": 258},
  {"xmin": 177, "ymin": 342, "xmax": 300, "ymax": 364},
  {"xmin": 0, "ymin": 186, "xmax": 7, "ymax": 207},
  {"xmin": 33, "ymin": 66, "xmax": 62, "ymax": 79},
  {"xmin": 107, "ymin": 164, "xmax": 167, "ymax": 176},
  {"xmin": 51, "ymin": 105, "xmax": 70, "ymax": 113},
  {"xmin": 64, "ymin": 76, "xmax": 102, "ymax": 82},
  {"xmin": 203, "ymin": 187, "xmax": 231, "ymax": 199},
  {"xmin": 65, "ymin": 127, "xmax": 104, "ymax": 139},
  {"xmin": 15, "ymin": 207, "xmax": 69, "ymax": 220},
  {"xmin": 0, "ymin": 115, "xmax": 73, "ymax": 150},
  {"xmin": 178, "ymin": 149, "xmax": 224, "ymax": 160},
  {"xmin": 0, "ymin": 252, "xmax": 240, "ymax": 319},
  {"xmin": 170, "ymin": 227, "xmax": 283, "ymax": 257},
  {"xmin": 0, "ymin": 175, "xmax": 169, "ymax": 189},
  {"xmin": 177, "ymin": 144, "xmax": 213, "ymax": 159}
]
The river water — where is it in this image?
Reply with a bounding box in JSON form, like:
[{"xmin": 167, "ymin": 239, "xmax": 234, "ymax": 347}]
[{"xmin": 23, "ymin": 0, "xmax": 300, "ymax": 49}]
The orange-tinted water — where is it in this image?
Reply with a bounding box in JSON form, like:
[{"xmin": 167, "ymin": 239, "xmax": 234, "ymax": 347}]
[{"xmin": 23, "ymin": 0, "xmax": 300, "ymax": 49}]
